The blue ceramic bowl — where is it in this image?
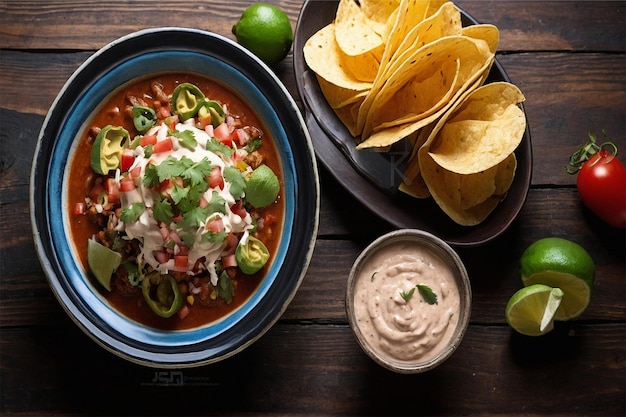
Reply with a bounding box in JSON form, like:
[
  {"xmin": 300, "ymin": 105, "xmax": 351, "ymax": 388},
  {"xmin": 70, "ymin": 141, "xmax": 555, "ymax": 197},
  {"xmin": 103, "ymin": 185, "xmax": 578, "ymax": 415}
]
[{"xmin": 30, "ymin": 28, "xmax": 319, "ymax": 367}]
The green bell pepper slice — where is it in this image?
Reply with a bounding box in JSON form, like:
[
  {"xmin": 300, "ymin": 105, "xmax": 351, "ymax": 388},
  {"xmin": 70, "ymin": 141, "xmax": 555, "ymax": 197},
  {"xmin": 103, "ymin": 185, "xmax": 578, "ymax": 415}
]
[
  {"xmin": 236, "ymin": 236, "xmax": 270, "ymax": 275},
  {"xmin": 141, "ymin": 272, "xmax": 183, "ymax": 318},
  {"xmin": 132, "ymin": 105, "xmax": 157, "ymax": 133},
  {"xmin": 171, "ymin": 82, "xmax": 205, "ymax": 121},
  {"xmin": 90, "ymin": 125, "xmax": 130, "ymax": 174},
  {"xmin": 197, "ymin": 98, "xmax": 225, "ymax": 126}
]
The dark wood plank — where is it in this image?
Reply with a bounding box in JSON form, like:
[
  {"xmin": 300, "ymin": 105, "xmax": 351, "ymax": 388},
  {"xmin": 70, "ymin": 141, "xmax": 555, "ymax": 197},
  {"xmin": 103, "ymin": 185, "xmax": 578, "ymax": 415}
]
[
  {"xmin": 1, "ymin": 1, "xmax": 623, "ymax": 53},
  {"xmin": 1, "ymin": 322, "xmax": 624, "ymax": 415}
]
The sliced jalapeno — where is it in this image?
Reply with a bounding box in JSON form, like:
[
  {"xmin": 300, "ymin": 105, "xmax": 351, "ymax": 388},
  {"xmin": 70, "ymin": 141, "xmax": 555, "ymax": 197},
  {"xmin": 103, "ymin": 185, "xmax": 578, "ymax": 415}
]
[
  {"xmin": 171, "ymin": 82, "xmax": 205, "ymax": 121},
  {"xmin": 90, "ymin": 125, "xmax": 130, "ymax": 174},
  {"xmin": 141, "ymin": 272, "xmax": 182, "ymax": 318},
  {"xmin": 235, "ymin": 236, "xmax": 270, "ymax": 275},
  {"xmin": 197, "ymin": 98, "xmax": 225, "ymax": 126},
  {"xmin": 132, "ymin": 105, "xmax": 157, "ymax": 133}
]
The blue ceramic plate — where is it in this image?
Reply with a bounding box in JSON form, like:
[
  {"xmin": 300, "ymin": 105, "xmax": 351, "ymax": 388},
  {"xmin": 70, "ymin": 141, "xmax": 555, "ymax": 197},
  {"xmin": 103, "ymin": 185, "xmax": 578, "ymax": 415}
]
[
  {"xmin": 30, "ymin": 28, "xmax": 319, "ymax": 367},
  {"xmin": 294, "ymin": 0, "xmax": 532, "ymax": 246}
]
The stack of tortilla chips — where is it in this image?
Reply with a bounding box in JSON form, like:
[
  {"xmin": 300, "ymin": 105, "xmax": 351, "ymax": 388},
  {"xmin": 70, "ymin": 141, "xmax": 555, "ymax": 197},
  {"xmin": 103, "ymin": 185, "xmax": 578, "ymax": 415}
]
[{"xmin": 303, "ymin": 0, "xmax": 526, "ymax": 226}]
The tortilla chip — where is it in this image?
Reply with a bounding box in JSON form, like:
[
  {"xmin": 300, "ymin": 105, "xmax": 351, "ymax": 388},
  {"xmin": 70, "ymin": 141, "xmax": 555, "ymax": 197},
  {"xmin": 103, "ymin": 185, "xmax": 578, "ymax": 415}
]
[
  {"xmin": 303, "ymin": 23, "xmax": 372, "ymax": 91},
  {"xmin": 358, "ymin": 35, "xmax": 494, "ymax": 148},
  {"xmin": 335, "ymin": 0, "xmax": 384, "ymax": 56},
  {"xmin": 428, "ymin": 82, "xmax": 526, "ymax": 174},
  {"xmin": 359, "ymin": 0, "xmax": 401, "ymax": 36}
]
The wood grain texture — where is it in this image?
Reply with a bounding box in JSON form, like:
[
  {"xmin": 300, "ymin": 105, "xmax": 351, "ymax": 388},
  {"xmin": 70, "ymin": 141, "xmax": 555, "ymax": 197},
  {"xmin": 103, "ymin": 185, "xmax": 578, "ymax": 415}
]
[
  {"xmin": 0, "ymin": 323, "xmax": 624, "ymax": 415},
  {"xmin": 1, "ymin": 0, "xmax": 624, "ymax": 415}
]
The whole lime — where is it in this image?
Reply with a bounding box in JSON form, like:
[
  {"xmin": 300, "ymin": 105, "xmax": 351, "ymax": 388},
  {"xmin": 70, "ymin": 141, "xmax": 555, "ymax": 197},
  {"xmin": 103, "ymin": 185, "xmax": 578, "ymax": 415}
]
[
  {"xmin": 520, "ymin": 237, "xmax": 595, "ymax": 320},
  {"xmin": 232, "ymin": 3, "xmax": 294, "ymax": 66}
]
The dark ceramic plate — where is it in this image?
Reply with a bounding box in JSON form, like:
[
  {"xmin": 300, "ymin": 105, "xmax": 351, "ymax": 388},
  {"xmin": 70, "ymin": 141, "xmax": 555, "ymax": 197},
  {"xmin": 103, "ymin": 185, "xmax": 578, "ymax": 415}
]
[
  {"xmin": 31, "ymin": 28, "xmax": 319, "ymax": 367},
  {"xmin": 293, "ymin": 0, "xmax": 532, "ymax": 246}
]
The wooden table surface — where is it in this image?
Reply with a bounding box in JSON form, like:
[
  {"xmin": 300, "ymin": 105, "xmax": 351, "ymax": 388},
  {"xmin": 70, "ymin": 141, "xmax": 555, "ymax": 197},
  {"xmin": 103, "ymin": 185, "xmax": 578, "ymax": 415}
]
[{"xmin": 1, "ymin": 1, "xmax": 624, "ymax": 415}]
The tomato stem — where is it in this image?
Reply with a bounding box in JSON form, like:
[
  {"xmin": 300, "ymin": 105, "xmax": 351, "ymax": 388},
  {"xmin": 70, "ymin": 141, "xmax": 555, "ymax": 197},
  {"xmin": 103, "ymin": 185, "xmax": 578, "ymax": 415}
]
[{"xmin": 565, "ymin": 130, "xmax": 617, "ymax": 174}]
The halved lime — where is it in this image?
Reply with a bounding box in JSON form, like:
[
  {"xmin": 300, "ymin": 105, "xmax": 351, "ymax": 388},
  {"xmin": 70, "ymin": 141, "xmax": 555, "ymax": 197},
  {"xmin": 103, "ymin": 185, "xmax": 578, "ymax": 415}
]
[
  {"xmin": 87, "ymin": 239, "xmax": 122, "ymax": 291},
  {"xmin": 505, "ymin": 284, "xmax": 564, "ymax": 336},
  {"xmin": 520, "ymin": 237, "xmax": 595, "ymax": 320}
]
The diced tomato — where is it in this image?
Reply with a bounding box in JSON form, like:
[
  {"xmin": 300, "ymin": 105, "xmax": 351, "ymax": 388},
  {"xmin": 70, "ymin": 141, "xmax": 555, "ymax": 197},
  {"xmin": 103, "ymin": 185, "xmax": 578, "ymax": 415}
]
[
  {"xmin": 233, "ymin": 128, "xmax": 249, "ymax": 146},
  {"xmin": 119, "ymin": 175, "xmax": 136, "ymax": 192},
  {"xmin": 120, "ymin": 149, "xmax": 135, "ymax": 172},
  {"xmin": 198, "ymin": 195, "xmax": 209, "ymax": 208},
  {"xmin": 213, "ymin": 123, "xmax": 232, "ymax": 147},
  {"xmin": 206, "ymin": 218, "xmax": 224, "ymax": 233},
  {"xmin": 104, "ymin": 178, "xmax": 120, "ymax": 204},
  {"xmin": 177, "ymin": 305, "xmax": 190, "ymax": 320},
  {"xmin": 130, "ymin": 166, "xmax": 142, "ymax": 179},
  {"xmin": 156, "ymin": 178, "xmax": 172, "ymax": 193},
  {"xmin": 139, "ymin": 134, "xmax": 157, "ymax": 147},
  {"xmin": 174, "ymin": 255, "xmax": 188, "ymax": 269},
  {"xmin": 208, "ymin": 166, "xmax": 224, "ymax": 190},
  {"xmin": 153, "ymin": 138, "xmax": 173, "ymax": 154},
  {"xmin": 73, "ymin": 202, "xmax": 85, "ymax": 215},
  {"xmin": 222, "ymin": 253, "xmax": 238, "ymax": 268},
  {"xmin": 230, "ymin": 200, "xmax": 247, "ymax": 219},
  {"xmin": 221, "ymin": 233, "xmax": 239, "ymax": 256},
  {"xmin": 263, "ymin": 212, "xmax": 277, "ymax": 227}
]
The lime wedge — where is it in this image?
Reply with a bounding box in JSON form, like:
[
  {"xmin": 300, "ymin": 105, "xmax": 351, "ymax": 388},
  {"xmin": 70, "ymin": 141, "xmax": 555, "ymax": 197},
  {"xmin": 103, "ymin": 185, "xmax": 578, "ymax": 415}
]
[
  {"xmin": 87, "ymin": 239, "xmax": 122, "ymax": 291},
  {"xmin": 505, "ymin": 284, "xmax": 564, "ymax": 336}
]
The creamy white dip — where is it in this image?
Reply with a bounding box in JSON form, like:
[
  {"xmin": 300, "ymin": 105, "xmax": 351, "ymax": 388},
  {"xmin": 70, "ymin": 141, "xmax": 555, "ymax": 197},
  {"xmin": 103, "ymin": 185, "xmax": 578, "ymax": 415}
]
[{"xmin": 353, "ymin": 241, "xmax": 461, "ymax": 363}]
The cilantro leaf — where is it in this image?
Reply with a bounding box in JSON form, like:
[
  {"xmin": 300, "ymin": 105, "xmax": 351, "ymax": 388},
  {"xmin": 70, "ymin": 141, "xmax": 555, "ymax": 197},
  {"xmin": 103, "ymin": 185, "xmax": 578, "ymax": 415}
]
[
  {"xmin": 153, "ymin": 199, "xmax": 174, "ymax": 224},
  {"xmin": 120, "ymin": 202, "xmax": 144, "ymax": 223},
  {"xmin": 417, "ymin": 284, "xmax": 438, "ymax": 305},
  {"xmin": 400, "ymin": 287, "xmax": 416, "ymax": 301},
  {"xmin": 201, "ymin": 230, "xmax": 228, "ymax": 244},
  {"xmin": 182, "ymin": 158, "xmax": 212, "ymax": 186},
  {"xmin": 156, "ymin": 156, "xmax": 190, "ymax": 182},
  {"xmin": 172, "ymin": 129, "xmax": 197, "ymax": 150},
  {"xmin": 179, "ymin": 206, "xmax": 210, "ymax": 229},
  {"xmin": 223, "ymin": 166, "xmax": 246, "ymax": 199},
  {"xmin": 206, "ymin": 137, "xmax": 234, "ymax": 158},
  {"xmin": 216, "ymin": 270, "xmax": 234, "ymax": 304},
  {"xmin": 245, "ymin": 137, "xmax": 262, "ymax": 152},
  {"xmin": 181, "ymin": 232, "xmax": 198, "ymax": 248},
  {"xmin": 206, "ymin": 190, "xmax": 227, "ymax": 214},
  {"xmin": 170, "ymin": 182, "xmax": 189, "ymax": 205},
  {"xmin": 143, "ymin": 164, "xmax": 160, "ymax": 188}
]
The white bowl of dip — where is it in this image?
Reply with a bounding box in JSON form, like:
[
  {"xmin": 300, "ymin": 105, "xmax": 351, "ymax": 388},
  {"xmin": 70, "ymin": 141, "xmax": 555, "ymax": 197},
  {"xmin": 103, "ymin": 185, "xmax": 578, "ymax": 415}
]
[{"xmin": 346, "ymin": 229, "xmax": 471, "ymax": 373}]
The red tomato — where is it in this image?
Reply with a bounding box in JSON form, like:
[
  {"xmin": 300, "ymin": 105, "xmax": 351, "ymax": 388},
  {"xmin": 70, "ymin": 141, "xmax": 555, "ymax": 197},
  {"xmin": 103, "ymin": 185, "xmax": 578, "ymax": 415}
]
[
  {"xmin": 119, "ymin": 175, "xmax": 136, "ymax": 192},
  {"xmin": 139, "ymin": 134, "xmax": 157, "ymax": 147},
  {"xmin": 206, "ymin": 218, "xmax": 224, "ymax": 233},
  {"xmin": 208, "ymin": 166, "xmax": 224, "ymax": 190},
  {"xmin": 153, "ymin": 138, "xmax": 173, "ymax": 154},
  {"xmin": 577, "ymin": 150, "xmax": 626, "ymax": 228},
  {"xmin": 174, "ymin": 255, "xmax": 188, "ymax": 270},
  {"xmin": 73, "ymin": 202, "xmax": 85, "ymax": 215},
  {"xmin": 120, "ymin": 149, "xmax": 135, "ymax": 172},
  {"xmin": 105, "ymin": 177, "xmax": 120, "ymax": 204}
]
